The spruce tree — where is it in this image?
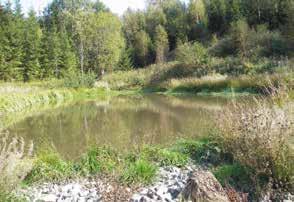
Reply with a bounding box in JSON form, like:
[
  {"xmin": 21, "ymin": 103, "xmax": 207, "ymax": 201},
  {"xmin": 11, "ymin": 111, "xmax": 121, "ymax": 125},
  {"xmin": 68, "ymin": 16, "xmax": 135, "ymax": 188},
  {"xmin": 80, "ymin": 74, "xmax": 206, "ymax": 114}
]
[{"xmin": 22, "ymin": 9, "xmax": 41, "ymax": 81}]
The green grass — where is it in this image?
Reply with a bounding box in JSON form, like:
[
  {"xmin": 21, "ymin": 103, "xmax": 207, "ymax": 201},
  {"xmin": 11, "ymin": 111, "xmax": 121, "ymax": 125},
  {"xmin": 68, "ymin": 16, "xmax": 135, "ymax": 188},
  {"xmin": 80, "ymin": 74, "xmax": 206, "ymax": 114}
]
[
  {"xmin": 22, "ymin": 138, "xmax": 219, "ymax": 187},
  {"xmin": 121, "ymin": 159, "xmax": 158, "ymax": 185},
  {"xmin": 23, "ymin": 141, "xmax": 205, "ymax": 186},
  {"xmin": 24, "ymin": 149, "xmax": 74, "ymax": 184}
]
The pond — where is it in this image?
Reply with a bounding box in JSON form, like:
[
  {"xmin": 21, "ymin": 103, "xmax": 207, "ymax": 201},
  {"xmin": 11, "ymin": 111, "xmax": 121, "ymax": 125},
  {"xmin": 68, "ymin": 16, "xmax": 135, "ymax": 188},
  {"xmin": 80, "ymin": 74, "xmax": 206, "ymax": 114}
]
[{"xmin": 6, "ymin": 95, "xmax": 233, "ymax": 160}]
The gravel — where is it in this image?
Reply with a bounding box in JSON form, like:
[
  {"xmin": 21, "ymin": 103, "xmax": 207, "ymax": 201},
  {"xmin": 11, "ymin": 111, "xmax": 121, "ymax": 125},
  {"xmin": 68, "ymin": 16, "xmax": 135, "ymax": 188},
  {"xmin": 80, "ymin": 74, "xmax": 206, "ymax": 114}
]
[{"xmin": 18, "ymin": 165, "xmax": 197, "ymax": 202}]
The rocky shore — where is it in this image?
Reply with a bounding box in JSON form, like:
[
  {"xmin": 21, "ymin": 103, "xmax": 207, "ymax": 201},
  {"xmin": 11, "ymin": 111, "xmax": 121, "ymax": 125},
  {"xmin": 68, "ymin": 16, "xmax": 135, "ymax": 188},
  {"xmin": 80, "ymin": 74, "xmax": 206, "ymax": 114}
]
[
  {"xmin": 18, "ymin": 165, "xmax": 293, "ymax": 202},
  {"xmin": 18, "ymin": 165, "xmax": 197, "ymax": 202}
]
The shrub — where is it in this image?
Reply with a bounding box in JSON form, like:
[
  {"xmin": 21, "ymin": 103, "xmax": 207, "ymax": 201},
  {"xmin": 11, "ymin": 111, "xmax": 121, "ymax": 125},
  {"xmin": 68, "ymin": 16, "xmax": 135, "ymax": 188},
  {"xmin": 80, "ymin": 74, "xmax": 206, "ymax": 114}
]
[
  {"xmin": 210, "ymin": 23, "xmax": 288, "ymax": 59},
  {"xmin": 63, "ymin": 71, "xmax": 96, "ymax": 88},
  {"xmin": 249, "ymin": 25, "xmax": 288, "ymax": 57},
  {"xmin": 175, "ymin": 42, "xmax": 210, "ymax": 66},
  {"xmin": 213, "ymin": 163, "xmax": 254, "ymax": 191},
  {"xmin": 216, "ymin": 89, "xmax": 294, "ymax": 192}
]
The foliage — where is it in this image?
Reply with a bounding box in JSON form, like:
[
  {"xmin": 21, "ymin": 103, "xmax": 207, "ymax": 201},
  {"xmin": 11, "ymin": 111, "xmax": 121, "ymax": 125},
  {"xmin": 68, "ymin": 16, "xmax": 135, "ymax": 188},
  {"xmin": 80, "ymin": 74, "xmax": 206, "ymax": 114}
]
[
  {"xmin": 154, "ymin": 25, "xmax": 169, "ymax": 63},
  {"xmin": 213, "ymin": 164, "xmax": 254, "ymax": 192},
  {"xmin": 63, "ymin": 71, "xmax": 96, "ymax": 88},
  {"xmin": 133, "ymin": 30, "xmax": 152, "ymax": 67},
  {"xmin": 175, "ymin": 42, "xmax": 209, "ymax": 66},
  {"xmin": 216, "ymin": 88, "xmax": 294, "ymax": 192},
  {"xmin": 117, "ymin": 48, "xmax": 134, "ymax": 71}
]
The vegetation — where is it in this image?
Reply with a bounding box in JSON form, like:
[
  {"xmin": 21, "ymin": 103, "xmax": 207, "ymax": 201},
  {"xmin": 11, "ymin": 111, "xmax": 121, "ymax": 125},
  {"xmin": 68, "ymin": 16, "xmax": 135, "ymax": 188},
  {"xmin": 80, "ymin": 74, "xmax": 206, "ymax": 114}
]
[
  {"xmin": 0, "ymin": 0, "xmax": 293, "ymax": 201},
  {"xmin": 0, "ymin": 0, "xmax": 292, "ymax": 82}
]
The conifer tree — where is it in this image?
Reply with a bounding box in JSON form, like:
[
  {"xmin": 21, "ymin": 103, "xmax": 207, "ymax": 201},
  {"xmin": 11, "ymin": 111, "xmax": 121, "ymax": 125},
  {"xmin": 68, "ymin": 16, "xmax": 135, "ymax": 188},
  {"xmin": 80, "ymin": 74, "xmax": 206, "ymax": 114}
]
[{"xmin": 22, "ymin": 9, "xmax": 41, "ymax": 81}]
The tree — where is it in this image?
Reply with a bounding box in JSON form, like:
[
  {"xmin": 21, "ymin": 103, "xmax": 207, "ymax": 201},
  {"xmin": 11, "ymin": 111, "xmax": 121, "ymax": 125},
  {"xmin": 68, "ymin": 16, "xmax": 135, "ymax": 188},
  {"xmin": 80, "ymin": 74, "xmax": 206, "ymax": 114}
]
[
  {"xmin": 133, "ymin": 30, "xmax": 151, "ymax": 67},
  {"xmin": 161, "ymin": 0, "xmax": 188, "ymax": 49},
  {"xmin": 122, "ymin": 9, "xmax": 146, "ymax": 46},
  {"xmin": 188, "ymin": 0, "xmax": 208, "ymax": 41},
  {"xmin": 225, "ymin": 0, "xmax": 242, "ymax": 23},
  {"xmin": 0, "ymin": 1, "xmax": 24, "ymax": 80},
  {"xmin": 117, "ymin": 48, "xmax": 134, "ymax": 71},
  {"xmin": 72, "ymin": 11, "xmax": 125, "ymax": 74},
  {"xmin": 145, "ymin": 6, "xmax": 167, "ymax": 39},
  {"xmin": 230, "ymin": 19, "xmax": 250, "ymax": 57},
  {"xmin": 22, "ymin": 9, "xmax": 42, "ymax": 81},
  {"xmin": 39, "ymin": 28, "xmax": 61, "ymax": 78},
  {"xmin": 154, "ymin": 25, "xmax": 169, "ymax": 63},
  {"xmin": 206, "ymin": 0, "xmax": 227, "ymax": 34}
]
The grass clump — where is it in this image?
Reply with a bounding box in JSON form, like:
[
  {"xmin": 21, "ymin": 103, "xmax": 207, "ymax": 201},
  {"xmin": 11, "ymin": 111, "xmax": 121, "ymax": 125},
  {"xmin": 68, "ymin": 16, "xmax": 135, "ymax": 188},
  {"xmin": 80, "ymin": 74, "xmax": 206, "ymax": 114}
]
[
  {"xmin": 140, "ymin": 146, "xmax": 189, "ymax": 167},
  {"xmin": 121, "ymin": 158, "xmax": 158, "ymax": 185},
  {"xmin": 24, "ymin": 149, "xmax": 74, "ymax": 184},
  {"xmin": 77, "ymin": 146, "xmax": 119, "ymax": 175}
]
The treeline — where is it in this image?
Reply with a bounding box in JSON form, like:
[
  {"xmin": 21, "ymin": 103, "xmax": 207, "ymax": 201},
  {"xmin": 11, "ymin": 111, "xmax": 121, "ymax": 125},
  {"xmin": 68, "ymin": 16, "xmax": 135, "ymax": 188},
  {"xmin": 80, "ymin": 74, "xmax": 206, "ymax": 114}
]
[
  {"xmin": 124, "ymin": 0, "xmax": 293, "ymax": 67},
  {"xmin": 0, "ymin": 0, "xmax": 124, "ymax": 81},
  {"xmin": 0, "ymin": 0, "xmax": 293, "ymax": 82}
]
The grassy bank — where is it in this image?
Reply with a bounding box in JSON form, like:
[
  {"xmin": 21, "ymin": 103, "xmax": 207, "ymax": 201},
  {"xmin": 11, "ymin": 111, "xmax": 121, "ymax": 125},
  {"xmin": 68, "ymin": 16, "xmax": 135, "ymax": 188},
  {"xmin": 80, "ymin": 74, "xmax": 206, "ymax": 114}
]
[
  {"xmin": 0, "ymin": 81, "xmax": 140, "ymax": 129},
  {"xmin": 102, "ymin": 62, "xmax": 293, "ymax": 95}
]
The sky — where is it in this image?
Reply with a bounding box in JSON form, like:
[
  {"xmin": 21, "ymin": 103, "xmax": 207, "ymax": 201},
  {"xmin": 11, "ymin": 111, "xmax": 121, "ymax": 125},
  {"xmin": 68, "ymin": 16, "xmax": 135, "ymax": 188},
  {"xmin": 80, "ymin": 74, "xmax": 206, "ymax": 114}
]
[{"xmin": 6, "ymin": 0, "xmax": 147, "ymax": 16}]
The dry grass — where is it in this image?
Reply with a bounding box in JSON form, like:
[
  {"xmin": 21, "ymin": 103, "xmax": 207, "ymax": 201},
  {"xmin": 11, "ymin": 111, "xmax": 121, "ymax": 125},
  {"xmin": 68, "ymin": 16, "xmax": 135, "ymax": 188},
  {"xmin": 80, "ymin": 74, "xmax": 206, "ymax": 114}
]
[
  {"xmin": 0, "ymin": 131, "xmax": 34, "ymax": 191},
  {"xmin": 216, "ymin": 86, "xmax": 294, "ymax": 193}
]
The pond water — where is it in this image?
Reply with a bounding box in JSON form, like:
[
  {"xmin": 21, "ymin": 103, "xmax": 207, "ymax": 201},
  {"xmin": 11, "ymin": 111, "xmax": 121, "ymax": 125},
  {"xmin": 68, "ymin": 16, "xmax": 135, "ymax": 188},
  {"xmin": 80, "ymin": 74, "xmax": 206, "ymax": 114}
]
[{"xmin": 6, "ymin": 95, "xmax": 232, "ymax": 160}]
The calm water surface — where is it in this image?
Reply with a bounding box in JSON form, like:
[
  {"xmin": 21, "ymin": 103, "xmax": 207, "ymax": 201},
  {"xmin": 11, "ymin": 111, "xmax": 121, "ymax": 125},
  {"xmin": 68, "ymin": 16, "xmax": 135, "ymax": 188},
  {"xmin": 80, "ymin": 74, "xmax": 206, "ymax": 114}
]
[{"xmin": 7, "ymin": 95, "xmax": 231, "ymax": 159}]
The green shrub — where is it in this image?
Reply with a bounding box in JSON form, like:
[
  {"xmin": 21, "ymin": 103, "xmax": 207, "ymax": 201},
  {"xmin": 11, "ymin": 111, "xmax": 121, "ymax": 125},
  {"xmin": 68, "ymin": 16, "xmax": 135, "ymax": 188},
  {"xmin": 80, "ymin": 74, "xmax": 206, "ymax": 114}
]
[
  {"xmin": 213, "ymin": 164, "xmax": 253, "ymax": 190},
  {"xmin": 63, "ymin": 71, "xmax": 96, "ymax": 88},
  {"xmin": 175, "ymin": 42, "xmax": 210, "ymax": 66},
  {"xmin": 173, "ymin": 138, "xmax": 226, "ymax": 165}
]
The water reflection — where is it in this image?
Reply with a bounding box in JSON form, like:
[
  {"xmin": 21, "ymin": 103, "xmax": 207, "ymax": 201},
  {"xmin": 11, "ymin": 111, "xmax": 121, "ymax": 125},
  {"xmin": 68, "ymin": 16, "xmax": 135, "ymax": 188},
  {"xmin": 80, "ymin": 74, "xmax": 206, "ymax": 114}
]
[{"xmin": 7, "ymin": 95, "xmax": 229, "ymax": 160}]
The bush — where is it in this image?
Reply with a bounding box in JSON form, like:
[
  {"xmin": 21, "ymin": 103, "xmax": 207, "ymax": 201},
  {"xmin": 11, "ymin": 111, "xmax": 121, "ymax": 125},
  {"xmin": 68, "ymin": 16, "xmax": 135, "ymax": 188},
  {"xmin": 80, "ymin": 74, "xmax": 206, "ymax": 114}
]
[
  {"xmin": 175, "ymin": 42, "xmax": 210, "ymax": 66},
  {"xmin": 216, "ymin": 89, "xmax": 294, "ymax": 192},
  {"xmin": 249, "ymin": 25, "xmax": 288, "ymax": 57},
  {"xmin": 63, "ymin": 71, "xmax": 97, "ymax": 88},
  {"xmin": 213, "ymin": 163, "xmax": 254, "ymax": 191},
  {"xmin": 210, "ymin": 23, "xmax": 288, "ymax": 59}
]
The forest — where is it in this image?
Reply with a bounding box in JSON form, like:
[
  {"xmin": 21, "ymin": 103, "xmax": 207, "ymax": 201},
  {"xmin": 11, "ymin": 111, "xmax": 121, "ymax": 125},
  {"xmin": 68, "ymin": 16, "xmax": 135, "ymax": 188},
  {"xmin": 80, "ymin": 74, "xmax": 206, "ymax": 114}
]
[{"xmin": 0, "ymin": 0, "xmax": 293, "ymax": 82}]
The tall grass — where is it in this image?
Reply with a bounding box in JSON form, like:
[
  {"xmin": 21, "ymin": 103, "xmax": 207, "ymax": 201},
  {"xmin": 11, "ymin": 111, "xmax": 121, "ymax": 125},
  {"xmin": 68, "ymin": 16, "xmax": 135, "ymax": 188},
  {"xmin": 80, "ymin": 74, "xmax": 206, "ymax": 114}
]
[
  {"xmin": 215, "ymin": 85, "xmax": 294, "ymax": 196},
  {"xmin": 0, "ymin": 131, "xmax": 34, "ymax": 200},
  {"xmin": 102, "ymin": 59, "xmax": 293, "ymax": 94}
]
